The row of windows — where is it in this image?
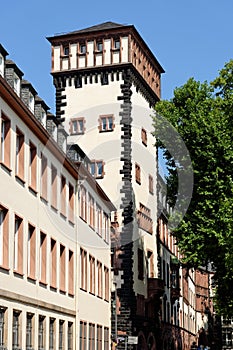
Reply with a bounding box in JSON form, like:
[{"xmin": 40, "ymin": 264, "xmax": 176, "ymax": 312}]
[
  {"xmin": 135, "ymin": 163, "xmax": 154, "ymax": 194},
  {"xmin": 79, "ymin": 321, "xmax": 109, "ymax": 350},
  {"xmin": 0, "ymin": 205, "xmax": 74, "ymax": 295},
  {"xmin": 0, "ymin": 113, "xmax": 75, "ymax": 223},
  {"xmin": 80, "ymin": 248, "xmax": 109, "ymax": 301},
  {"xmin": 80, "ymin": 186, "xmax": 110, "ymax": 244},
  {"xmin": 62, "ymin": 38, "xmax": 120, "ymax": 56},
  {"xmin": 0, "ymin": 308, "xmax": 74, "ymax": 350},
  {"xmin": 70, "ymin": 115, "xmax": 115, "ymax": 135}
]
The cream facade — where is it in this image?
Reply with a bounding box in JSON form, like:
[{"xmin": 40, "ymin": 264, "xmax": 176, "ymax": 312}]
[{"xmin": 0, "ymin": 43, "xmax": 114, "ymax": 350}]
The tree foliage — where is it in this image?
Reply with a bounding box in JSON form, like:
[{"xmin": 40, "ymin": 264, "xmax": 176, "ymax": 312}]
[{"xmin": 152, "ymin": 60, "xmax": 233, "ymax": 316}]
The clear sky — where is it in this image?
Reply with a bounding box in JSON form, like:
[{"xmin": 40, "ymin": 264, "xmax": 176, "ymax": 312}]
[{"xmin": 1, "ymin": 0, "xmax": 233, "ymax": 114}]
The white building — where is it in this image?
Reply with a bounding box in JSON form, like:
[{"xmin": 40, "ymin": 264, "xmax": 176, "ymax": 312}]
[
  {"xmin": 0, "ymin": 43, "xmax": 115, "ymax": 350},
  {"xmin": 47, "ymin": 21, "xmax": 165, "ymax": 349}
]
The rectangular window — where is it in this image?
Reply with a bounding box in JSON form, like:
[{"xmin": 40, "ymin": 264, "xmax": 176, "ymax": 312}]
[
  {"xmin": 79, "ymin": 321, "xmax": 87, "ymax": 350},
  {"xmin": 79, "ymin": 44, "xmax": 86, "ymax": 54},
  {"xmin": 0, "ymin": 205, "xmax": 9, "ymax": 268},
  {"xmin": 50, "ymin": 238, "xmax": 57, "ymax": 289},
  {"xmin": 89, "ymin": 255, "xmax": 95, "ymax": 295},
  {"xmin": 51, "ymin": 165, "xmax": 57, "ymax": 209},
  {"xmin": 27, "ymin": 224, "xmax": 36, "ymax": 280},
  {"xmin": 68, "ymin": 250, "xmax": 74, "ymax": 295},
  {"xmin": 135, "ymin": 163, "xmax": 141, "ymax": 184},
  {"xmin": 96, "ymin": 205, "xmax": 102, "ymax": 236},
  {"xmin": 103, "ymin": 213, "xmax": 109, "ymax": 243},
  {"xmin": 63, "ymin": 46, "xmax": 69, "ymax": 56},
  {"xmin": 68, "ymin": 183, "xmax": 74, "ymax": 223},
  {"xmin": 104, "ymin": 266, "xmax": 109, "ymax": 302},
  {"xmin": 26, "ymin": 313, "xmax": 34, "ymax": 350},
  {"xmin": 60, "ymin": 175, "xmax": 66, "ymax": 217},
  {"xmin": 113, "ymin": 39, "xmax": 120, "ymax": 50},
  {"xmin": 96, "ymin": 41, "xmax": 103, "ymax": 52},
  {"xmin": 70, "ymin": 118, "xmax": 85, "ymax": 135},
  {"xmin": 97, "ymin": 261, "xmax": 102, "ymax": 298},
  {"xmin": 59, "ymin": 320, "xmax": 64, "ymax": 350},
  {"xmin": 80, "ymin": 248, "xmax": 87, "ymax": 291},
  {"xmin": 99, "ymin": 115, "xmax": 114, "ymax": 132},
  {"xmin": 15, "ymin": 127, "xmax": 25, "ymax": 181},
  {"xmin": 104, "ymin": 327, "xmax": 109, "ymax": 350},
  {"xmin": 49, "ymin": 318, "xmax": 55, "ymax": 350},
  {"xmin": 39, "ymin": 231, "xmax": 47, "ymax": 284},
  {"xmin": 89, "ymin": 323, "xmax": 95, "ymax": 350},
  {"xmin": 60, "ymin": 244, "xmax": 66, "ymax": 292},
  {"xmin": 29, "ymin": 141, "xmax": 37, "ymax": 191},
  {"xmin": 68, "ymin": 322, "xmax": 73, "ymax": 350},
  {"xmin": 14, "ymin": 215, "xmax": 23, "ymax": 275},
  {"xmin": 12, "ymin": 311, "xmax": 21, "ymax": 349},
  {"xmin": 89, "ymin": 194, "xmax": 95, "ymax": 229},
  {"xmin": 41, "ymin": 153, "xmax": 48, "ymax": 201},
  {"xmin": 90, "ymin": 160, "xmax": 104, "ymax": 179},
  {"xmin": 80, "ymin": 186, "xmax": 87, "ymax": 222},
  {"xmin": 141, "ymin": 128, "xmax": 147, "ymax": 146},
  {"xmin": 0, "ymin": 308, "xmax": 6, "ymax": 348},
  {"xmin": 138, "ymin": 248, "xmax": 144, "ymax": 280},
  {"xmin": 38, "ymin": 316, "xmax": 45, "ymax": 350},
  {"xmin": 149, "ymin": 175, "xmax": 154, "ymax": 194},
  {"xmin": 96, "ymin": 325, "xmax": 102, "ymax": 350},
  {"xmin": 0, "ymin": 114, "xmax": 11, "ymax": 169}
]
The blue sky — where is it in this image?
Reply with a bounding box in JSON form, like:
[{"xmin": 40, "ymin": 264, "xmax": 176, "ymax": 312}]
[{"xmin": 1, "ymin": 0, "xmax": 233, "ymax": 114}]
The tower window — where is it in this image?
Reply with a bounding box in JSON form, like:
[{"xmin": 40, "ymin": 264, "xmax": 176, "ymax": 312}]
[
  {"xmin": 96, "ymin": 41, "xmax": 103, "ymax": 52},
  {"xmin": 79, "ymin": 44, "xmax": 86, "ymax": 54},
  {"xmin": 63, "ymin": 46, "xmax": 69, "ymax": 56},
  {"xmin": 113, "ymin": 39, "xmax": 120, "ymax": 50},
  {"xmin": 99, "ymin": 115, "xmax": 114, "ymax": 132},
  {"xmin": 90, "ymin": 160, "xmax": 104, "ymax": 179},
  {"xmin": 70, "ymin": 118, "xmax": 85, "ymax": 135}
]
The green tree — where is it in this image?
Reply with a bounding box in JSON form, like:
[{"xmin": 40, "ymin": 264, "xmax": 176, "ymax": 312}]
[{"xmin": 152, "ymin": 61, "xmax": 233, "ymax": 316}]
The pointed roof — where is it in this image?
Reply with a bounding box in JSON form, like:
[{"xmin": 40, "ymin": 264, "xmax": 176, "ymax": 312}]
[{"xmin": 70, "ymin": 21, "xmax": 125, "ymax": 34}]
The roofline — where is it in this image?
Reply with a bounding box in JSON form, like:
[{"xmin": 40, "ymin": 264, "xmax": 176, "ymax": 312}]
[{"xmin": 47, "ymin": 24, "xmax": 164, "ymax": 74}]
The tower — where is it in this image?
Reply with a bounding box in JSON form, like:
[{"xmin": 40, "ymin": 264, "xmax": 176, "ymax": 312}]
[{"xmin": 47, "ymin": 22, "xmax": 165, "ymax": 349}]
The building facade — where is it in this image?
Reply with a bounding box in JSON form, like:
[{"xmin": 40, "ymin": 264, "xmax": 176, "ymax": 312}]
[{"xmin": 0, "ymin": 43, "xmax": 115, "ymax": 350}]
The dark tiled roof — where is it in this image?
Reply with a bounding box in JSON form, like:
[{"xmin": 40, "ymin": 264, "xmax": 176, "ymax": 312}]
[{"xmin": 67, "ymin": 21, "xmax": 126, "ymax": 35}]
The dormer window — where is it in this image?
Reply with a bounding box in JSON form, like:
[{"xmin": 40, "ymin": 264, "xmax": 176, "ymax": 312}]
[
  {"xmin": 29, "ymin": 93, "xmax": 34, "ymax": 112},
  {"xmin": 0, "ymin": 55, "xmax": 3, "ymax": 77},
  {"xmin": 13, "ymin": 75, "xmax": 20, "ymax": 96},
  {"xmin": 80, "ymin": 44, "xmax": 86, "ymax": 54},
  {"xmin": 96, "ymin": 41, "xmax": 103, "ymax": 52},
  {"xmin": 41, "ymin": 111, "xmax": 47, "ymax": 128}
]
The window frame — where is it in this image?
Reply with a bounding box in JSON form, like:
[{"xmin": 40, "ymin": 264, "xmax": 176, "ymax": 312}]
[
  {"xmin": 99, "ymin": 114, "xmax": 114, "ymax": 132},
  {"xmin": 70, "ymin": 117, "xmax": 85, "ymax": 135}
]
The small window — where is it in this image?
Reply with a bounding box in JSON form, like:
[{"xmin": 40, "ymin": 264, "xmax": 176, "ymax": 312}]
[
  {"xmin": 135, "ymin": 163, "xmax": 141, "ymax": 184},
  {"xmin": 141, "ymin": 128, "xmax": 147, "ymax": 146},
  {"xmin": 63, "ymin": 46, "xmax": 69, "ymax": 56},
  {"xmin": 138, "ymin": 248, "xmax": 144, "ymax": 280},
  {"xmin": 90, "ymin": 160, "xmax": 104, "ymax": 179},
  {"xmin": 80, "ymin": 44, "xmax": 86, "ymax": 54},
  {"xmin": 149, "ymin": 175, "xmax": 154, "ymax": 194},
  {"xmin": 113, "ymin": 39, "xmax": 120, "ymax": 50},
  {"xmin": 15, "ymin": 127, "xmax": 25, "ymax": 181},
  {"xmin": 99, "ymin": 115, "xmax": 114, "ymax": 132},
  {"xmin": 1, "ymin": 114, "xmax": 11, "ymax": 169},
  {"xmin": 70, "ymin": 118, "xmax": 85, "ymax": 135},
  {"xmin": 96, "ymin": 41, "xmax": 103, "ymax": 52}
]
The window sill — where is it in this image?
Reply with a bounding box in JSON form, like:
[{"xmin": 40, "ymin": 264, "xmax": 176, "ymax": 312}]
[
  {"xmin": 77, "ymin": 52, "xmax": 87, "ymax": 56},
  {"xmin": 68, "ymin": 292, "xmax": 75, "ymax": 297},
  {"xmin": 0, "ymin": 162, "xmax": 12, "ymax": 173},
  {"xmin": 60, "ymin": 212, "xmax": 67, "ymax": 220},
  {"xmin": 40, "ymin": 196, "xmax": 48, "ymax": 204},
  {"xmin": 0, "ymin": 264, "xmax": 10, "ymax": 272},
  {"xmin": 29, "ymin": 185, "xmax": 37, "ymax": 195},
  {"xmin": 39, "ymin": 280, "xmax": 48, "ymax": 287},
  {"xmin": 14, "ymin": 270, "xmax": 24, "ymax": 277},
  {"xmin": 80, "ymin": 287, "xmax": 87, "ymax": 292},
  {"xmin": 15, "ymin": 174, "xmax": 25, "ymax": 184},
  {"xmin": 51, "ymin": 204, "xmax": 58, "ymax": 212},
  {"xmin": 27, "ymin": 275, "xmax": 36, "ymax": 282},
  {"xmin": 70, "ymin": 131, "xmax": 84, "ymax": 136},
  {"xmin": 69, "ymin": 219, "xmax": 75, "ymax": 226},
  {"xmin": 99, "ymin": 129, "xmax": 114, "ymax": 133},
  {"xmin": 59, "ymin": 288, "xmax": 66, "ymax": 295}
]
